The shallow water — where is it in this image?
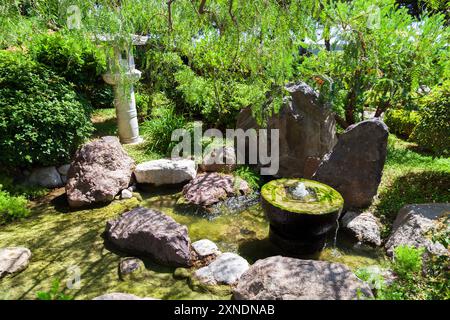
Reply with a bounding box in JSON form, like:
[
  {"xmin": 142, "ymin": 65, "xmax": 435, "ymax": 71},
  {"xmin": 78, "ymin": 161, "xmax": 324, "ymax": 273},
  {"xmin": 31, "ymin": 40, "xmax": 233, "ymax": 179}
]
[
  {"xmin": 0, "ymin": 187, "xmax": 386, "ymax": 300},
  {"xmin": 141, "ymin": 188, "xmax": 386, "ymax": 267}
]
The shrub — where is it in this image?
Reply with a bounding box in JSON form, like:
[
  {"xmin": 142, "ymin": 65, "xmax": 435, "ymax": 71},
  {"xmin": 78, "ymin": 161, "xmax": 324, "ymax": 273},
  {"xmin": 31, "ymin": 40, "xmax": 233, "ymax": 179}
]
[
  {"xmin": 141, "ymin": 101, "xmax": 189, "ymax": 156},
  {"xmin": 384, "ymin": 109, "xmax": 420, "ymax": 138},
  {"xmin": 357, "ymin": 245, "xmax": 450, "ymax": 300},
  {"xmin": 0, "ymin": 186, "xmax": 30, "ymax": 224},
  {"xmin": 36, "ymin": 279, "xmax": 73, "ymax": 300},
  {"xmin": 410, "ymin": 82, "xmax": 450, "ymax": 157},
  {"xmin": 392, "ymin": 245, "xmax": 424, "ymax": 279},
  {"xmin": 0, "ymin": 174, "xmax": 47, "ymax": 200},
  {"xmin": 29, "ymin": 32, "xmax": 113, "ymax": 109},
  {"xmin": 0, "ymin": 50, "xmax": 93, "ymax": 168},
  {"xmin": 233, "ymin": 166, "xmax": 262, "ymax": 191}
]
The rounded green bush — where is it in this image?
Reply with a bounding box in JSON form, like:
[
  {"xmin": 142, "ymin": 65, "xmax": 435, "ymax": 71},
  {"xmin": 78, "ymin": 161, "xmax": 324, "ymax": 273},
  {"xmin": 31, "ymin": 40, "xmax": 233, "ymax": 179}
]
[
  {"xmin": 384, "ymin": 109, "xmax": 420, "ymax": 139},
  {"xmin": 29, "ymin": 33, "xmax": 113, "ymax": 109},
  {"xmin": 410, "ymin": 82, "xmax": 450, "ymax": 157},
  {"xmin": 0, "ymin": 50, "xmax": 93, "ymax": 168}
]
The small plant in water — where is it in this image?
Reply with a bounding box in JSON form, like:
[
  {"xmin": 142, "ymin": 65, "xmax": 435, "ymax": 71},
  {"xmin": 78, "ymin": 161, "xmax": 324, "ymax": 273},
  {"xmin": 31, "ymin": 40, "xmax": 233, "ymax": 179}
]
[{"xmin": 36, "ymin": 279, "xmax": 73, "ymax": 300}]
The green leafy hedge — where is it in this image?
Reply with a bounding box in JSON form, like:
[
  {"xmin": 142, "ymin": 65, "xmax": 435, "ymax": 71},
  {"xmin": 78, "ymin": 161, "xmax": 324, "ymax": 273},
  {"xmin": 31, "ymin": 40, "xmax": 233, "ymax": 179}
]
[
  {"xmin": 0, "ymin": 50, "xmax": 93, "ymax": 168},
  {"xmin": 384, "ymin": 109, "xmax": 421, "ymax": 139},
  {"xmin": 30, "ymin": 33, "xmax": 113, "ymax": 109},
  {"xmin": 410, "ymin": 82, "xmax": 450, "ymax": 157}
]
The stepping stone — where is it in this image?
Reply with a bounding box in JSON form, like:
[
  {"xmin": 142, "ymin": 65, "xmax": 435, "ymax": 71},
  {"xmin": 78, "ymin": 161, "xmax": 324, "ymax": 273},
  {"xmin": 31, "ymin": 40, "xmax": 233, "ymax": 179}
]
[
  {"xmin": 0, "ymin": 247, "xmax": 31, "ymax": 278},
  {"xmin": 194, "ymin": 252, "xmax": 249, "ymax": 285},
  {"xmin": 134, "ymin": 159, "xmax": 197, "ymax": 186},
  {"xmin": 192, "ymin": 239, "xmax": 221, "ymax": 258}
]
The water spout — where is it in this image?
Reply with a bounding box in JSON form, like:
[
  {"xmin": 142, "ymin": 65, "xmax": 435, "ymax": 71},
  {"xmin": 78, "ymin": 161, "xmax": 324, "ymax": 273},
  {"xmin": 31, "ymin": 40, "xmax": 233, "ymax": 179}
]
[{"xmin": 291, "ymin": 182, "xmax": 309, "ymax": 199}]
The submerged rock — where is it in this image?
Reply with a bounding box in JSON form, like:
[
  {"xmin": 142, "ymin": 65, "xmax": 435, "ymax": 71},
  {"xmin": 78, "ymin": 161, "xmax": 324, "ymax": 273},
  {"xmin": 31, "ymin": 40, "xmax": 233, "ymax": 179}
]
[
  {"xmin": 120, "ymin": 189, "xmax": 133, "ymax": 200},
  {"xmin": 194, "ymin": 252, "xmax": 249, "ymax": 285},
  {"xmin": 181, "ymin": 173, "xmax": 251, "ymax": 210},
  {"xmin": 134, "ymin": 158, "xmax": 196, "ymax": 186},
  {"xmin": 233, "ymin": 256, "xmax": 373, "ymax": 300},
  {"xmin": 92, "ymin": 293, "xmax": 157, "ymax": 300},
  {"xmin": 106, "ymin": 207, "xmax": 192, "ymax": 267},
  {"xmin": 341, "ymin": 211, "xmax": 382, "ymax": 247},
  {"xmin": 0, "ymin": 247, "xmax": 32, "ymax": 278},
  {"xmin": 385, "ymin": 203, "xmax": 450, "ymax": 256},
  {"xmin": 313, "ymin": 119, "xmax": 388, "ymax": 209},
  {"xmin": 119, "ymin": 257, "xmax": 144, "ymax": 280},
  {"xmin": 192, "ymin": 239, "xmax": 221, "ymax": 258},
  {"xmin": 66, "ymin": 136, "xmax": 135, "ymax": 208},
  {"xmin": 28, "ymin": 166, "xmax": 63, "ymax": 188},
  {"xmin": 209, "ymin": 192, "xmax": 260, "ymax": 215}
]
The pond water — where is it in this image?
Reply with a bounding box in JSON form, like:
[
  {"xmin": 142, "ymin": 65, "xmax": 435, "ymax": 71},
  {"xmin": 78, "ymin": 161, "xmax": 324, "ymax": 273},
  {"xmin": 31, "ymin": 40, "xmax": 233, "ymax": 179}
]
[
  {"xmin": 141, "ymin": 188, "xmax": 386, "ymax": 268},
  {"xmin": 0, "ymin": 187, "xmax": 386, "ymax": 300}
]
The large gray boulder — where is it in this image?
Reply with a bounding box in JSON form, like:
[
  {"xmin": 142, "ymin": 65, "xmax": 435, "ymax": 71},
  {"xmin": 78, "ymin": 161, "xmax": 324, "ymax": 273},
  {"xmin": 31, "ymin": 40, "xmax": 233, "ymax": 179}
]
[
  {"xmin": 313, "ymin": 119, "xmax": 388, "ymax": 209},
  {"xmin": 0, "ymin": 247, "xmax": 31, "ymax": 278},
  {"xmin": 65, "ymin": 136, "xmax": 135, "ymax": 208},
  {"xmin": 236, "ymin": 82, "xmax": 337, "ymax": 177},
  {"xmin": 385, "ymin": 204, "xmax": 450, "ymax": 256},
  {"xmin": 341, "ymin": 211, "xmax": 382, "ymax": 247},
  {"xmin": 105, "ymin": 207, "xmax": 192, "ymax": 267},
  {"xmin": 233, "ymin": 256, "xmax": 373, "ymax": 300},
  {"xmin": 134, "ymin": 158, "xmax": 196, "ymax": 186},
  {"xmin": 194, "ymin": 252, "xmax": 249, "ymax": 285}
]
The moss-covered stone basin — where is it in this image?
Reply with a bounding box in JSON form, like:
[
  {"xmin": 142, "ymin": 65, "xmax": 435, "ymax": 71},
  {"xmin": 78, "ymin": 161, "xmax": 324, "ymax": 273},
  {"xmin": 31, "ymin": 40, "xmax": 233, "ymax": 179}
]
[{"xmin": 261, "ymin": 178, "xmax": 344, "ymax": 254}]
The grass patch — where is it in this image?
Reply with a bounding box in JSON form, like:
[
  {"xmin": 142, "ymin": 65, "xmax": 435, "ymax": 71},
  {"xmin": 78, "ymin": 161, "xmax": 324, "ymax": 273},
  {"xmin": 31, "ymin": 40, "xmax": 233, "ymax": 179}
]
[
  {"xmin": 371, "ymin": 135, "xmax": 450, "ymax": 237},
  {"xmin": 91, "ymin": 108, "xmax": 117, "ymax": 138},
  {"xmin": 90, "ymin": 108, "xmax": 163, "ymax": 163}
]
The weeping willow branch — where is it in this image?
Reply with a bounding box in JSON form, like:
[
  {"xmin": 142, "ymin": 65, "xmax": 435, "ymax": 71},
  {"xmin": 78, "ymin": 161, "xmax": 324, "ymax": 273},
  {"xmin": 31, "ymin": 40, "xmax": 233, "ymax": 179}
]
[
  {"xmin": 167, "ymin": 0, "xmax": 175, "ymax": 33},
  {"xmin": 199, "ymin": 0, "xmax": 207, "ymax": 14}
]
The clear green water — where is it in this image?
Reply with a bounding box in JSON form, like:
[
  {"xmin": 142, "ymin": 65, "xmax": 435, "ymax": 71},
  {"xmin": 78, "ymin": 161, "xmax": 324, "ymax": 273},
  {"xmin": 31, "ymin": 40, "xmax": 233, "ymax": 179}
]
[{"xmin": 0, "ymin": 187, "xmax": 386, "ymax": 300}]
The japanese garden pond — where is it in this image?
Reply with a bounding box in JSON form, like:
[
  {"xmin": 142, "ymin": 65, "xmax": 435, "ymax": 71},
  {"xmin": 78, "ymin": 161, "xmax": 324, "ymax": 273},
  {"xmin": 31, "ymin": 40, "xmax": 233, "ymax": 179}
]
[{"xmin": 0, "ymin": 186, "xmax": 386, "ymax": 300}]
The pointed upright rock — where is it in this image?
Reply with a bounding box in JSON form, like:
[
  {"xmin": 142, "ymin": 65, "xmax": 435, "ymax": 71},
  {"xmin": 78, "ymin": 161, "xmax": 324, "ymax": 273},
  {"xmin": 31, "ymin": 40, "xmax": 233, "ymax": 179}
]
[{"xmin": 313, "ymin": 119, "xmax": 388, "ymax": 209}]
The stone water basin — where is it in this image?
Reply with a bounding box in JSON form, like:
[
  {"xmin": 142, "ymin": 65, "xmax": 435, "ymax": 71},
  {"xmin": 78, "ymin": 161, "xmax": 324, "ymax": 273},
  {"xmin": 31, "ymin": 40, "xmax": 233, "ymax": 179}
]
[{"xmin": 261, "ymin": 178, "xmax": 344, "ymax": 254}]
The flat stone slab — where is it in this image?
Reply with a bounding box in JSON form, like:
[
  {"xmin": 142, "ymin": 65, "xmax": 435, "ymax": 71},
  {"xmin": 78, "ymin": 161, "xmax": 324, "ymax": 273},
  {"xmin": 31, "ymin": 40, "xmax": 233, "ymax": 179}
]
[
  {"xmin": 134, "ymin": 159, "xmax": 196, "ymax": 185},
  {"xmin": 106, "ymin": 207, "xmax": 192, "ymax": 267},
  {"xmin": 194, "ymin": 252, "xmax": 249, "ymax": 285},
  {"xmin": 0, "ymin": 247, "xmax": 32, "ymax": 278},
  {"xmin": 92, "ymin": 293, "xmax": 157, "ymax": 300},
  {"xmin": 192, "ymin": 239, "xmax": 221, "ymax": 258},
  {"xmin": 233, "ymin": 256, "xmax": 373, "ymax": 300},
  {"xmin": 385, "ymin": 203, "xmax": 450, "ymax": 256}
]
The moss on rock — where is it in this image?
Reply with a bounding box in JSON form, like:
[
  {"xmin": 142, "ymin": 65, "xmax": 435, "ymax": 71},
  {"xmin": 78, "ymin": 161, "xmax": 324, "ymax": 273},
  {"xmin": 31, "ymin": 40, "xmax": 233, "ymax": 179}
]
[{"xmin": 261, "ymin": 178, "xmax": 344, "ymax": 215}]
